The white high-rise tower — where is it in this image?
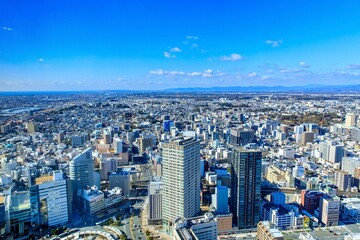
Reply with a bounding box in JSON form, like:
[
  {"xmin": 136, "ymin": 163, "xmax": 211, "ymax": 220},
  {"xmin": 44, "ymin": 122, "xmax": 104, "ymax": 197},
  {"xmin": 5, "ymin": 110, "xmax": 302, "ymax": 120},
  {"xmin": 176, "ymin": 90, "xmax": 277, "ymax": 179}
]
[{"xmin": 161, "ymin": 137, "xmax": 200, "ymax": 225}]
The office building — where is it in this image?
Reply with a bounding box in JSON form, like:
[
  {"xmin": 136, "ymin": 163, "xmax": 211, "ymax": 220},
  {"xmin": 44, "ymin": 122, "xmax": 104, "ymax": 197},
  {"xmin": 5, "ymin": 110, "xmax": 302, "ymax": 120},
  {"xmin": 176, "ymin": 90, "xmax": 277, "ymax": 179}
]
[
  {"xmin": 319, "ymin": 195, "xmax": 340, "ymax": 226},
  {"xmin": 30, "ymin": 171, "xmax": 70, "ymax": 227},
  {"xmin": 229, "ymin": 128, "xmax": 255, "ymax": 146},
  {"xmin": 174, "ymin": 212, "xmax": 217, "ymax": 240},
  {"xmin": 69, "ymin": 148, "xmax": 95, "ymax": 204},
  {"xmin": 351, "ymin": 128, "xmax": 360, "ymax": 142},
  {"xmin": 82, "ymin": 186, "xmax": 104, "ymax": 215},
  {"xmin": 162, "ymin": 137, "xmax": 200, "ymax": 225},
  {"xmin": 214, "ymin": 213, "xmax": 232, "ymax": 233},
  {"xmin": 5, "ymin": 192, "xmax": 31, "ymax": 235},
  {"xmin": 328, "ymin": 145, "xmax": 345, "ymax": 164},
  {"xmin": 103, "ymin": 129, "xmax": 112, "ymax": 144},
  {"xmin": 353, "ymin": 167, "xmax": 360, "ymax": 188},
  {"xmin": 340, "ymin": 198, "xmax": 360, "ymax": 223},
  {"xmin": 139, "ymin": 135, "xmax": 156, "ymax": 152},
  {"xmin": 301, "ymin": 132, "xmax": 314, "ymax": 146},
  {"xmin": 270, "ymin": 192, "xmax": 286, "ymax": 205},
  {"xmin": 148, "ymin": 180, "xmax": 163, "ymax": 225},
  {"xmin": 230, "ymin": 148, "xmax": 262, "ymax": 229},
  {"xmin": 301, "ymin": 190, "xmax": 324, "ymax": 214},
  {"xmin": 346, "ymin": 113, "xmax": 356, "ymax": 127},
  {"xmin": 320, "ymin": 141, "xmax": 345, "ymax": 163},
  {"xmin": 113, "ymin": 137, "xmax": 123, "ymax": 154},
  {"xmin": 211, "ymin": 186, "xmax": 228, "ymax": 214},
  {"xmin": 99, "ymin": 158, "xmax": 117, "ymax": 180},
  {"xmin": 342, "ymin": 157, "xmax": 360, "ymax": 176},
  {"xmin": 334, "ymin": 171, "xmax": 352, "ymax": 191},
  {"xmin": 71, "ymin": 134, "xmax": 86, "ymax": 148},
  {"xmin": 108, "ymin": 171, "xmax": 130, "ymax": 195},
  {"xmin": 261, "ymin": 203, "xmax": 297, "ymax": 229}
]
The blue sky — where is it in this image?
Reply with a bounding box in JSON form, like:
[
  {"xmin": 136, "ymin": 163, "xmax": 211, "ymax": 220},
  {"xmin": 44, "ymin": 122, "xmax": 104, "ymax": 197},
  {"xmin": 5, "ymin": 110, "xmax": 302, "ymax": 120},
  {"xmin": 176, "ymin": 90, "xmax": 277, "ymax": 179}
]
[{"xmin": 1, "ymin": 0, "xmax": 360, "ymax": 91}]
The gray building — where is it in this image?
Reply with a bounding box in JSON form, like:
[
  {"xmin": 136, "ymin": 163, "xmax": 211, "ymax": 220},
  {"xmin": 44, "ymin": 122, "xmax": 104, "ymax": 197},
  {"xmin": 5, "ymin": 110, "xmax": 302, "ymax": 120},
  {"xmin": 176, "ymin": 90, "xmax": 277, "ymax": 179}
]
[
  {"xmin": 229, "ymin": 128, "xmax": 255, "ymax": 146},
  {"xmin": 108, "ymin": 171, "xmax": 130, "ymax": 195},
  {"xmin": 71, "ymin": 134, "xmax": 86, "ymax": 148},
  {"xmin": 148, "ymin": 180, "xmax": 163, "ymax": 225}
]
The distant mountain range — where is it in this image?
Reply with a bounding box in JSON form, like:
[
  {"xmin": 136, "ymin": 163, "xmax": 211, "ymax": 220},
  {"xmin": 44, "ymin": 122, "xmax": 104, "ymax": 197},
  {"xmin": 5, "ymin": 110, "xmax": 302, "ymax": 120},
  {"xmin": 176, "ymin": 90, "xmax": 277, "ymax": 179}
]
[
  {"xmin": 2, "ymin": 84, "xmax": 360, "ymax": 96},
  {"xmin": 164, "ymin": 84, "xmax": 360, "ymax": 93}
]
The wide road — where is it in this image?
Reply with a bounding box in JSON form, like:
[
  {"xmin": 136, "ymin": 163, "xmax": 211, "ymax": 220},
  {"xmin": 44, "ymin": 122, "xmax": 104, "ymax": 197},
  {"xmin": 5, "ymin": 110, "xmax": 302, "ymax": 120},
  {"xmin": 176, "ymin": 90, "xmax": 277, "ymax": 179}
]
[{"xmin": 131, "ymin": 207, "xmax": 146, "ymax": 240}]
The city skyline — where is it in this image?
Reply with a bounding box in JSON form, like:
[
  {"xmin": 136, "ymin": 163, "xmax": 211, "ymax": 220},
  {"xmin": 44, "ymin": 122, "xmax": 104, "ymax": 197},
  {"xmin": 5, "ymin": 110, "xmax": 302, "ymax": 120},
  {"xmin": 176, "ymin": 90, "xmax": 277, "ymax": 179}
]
[{"xmin": 1, "ymin": 1, "xmax": 360, "ymax": 91}]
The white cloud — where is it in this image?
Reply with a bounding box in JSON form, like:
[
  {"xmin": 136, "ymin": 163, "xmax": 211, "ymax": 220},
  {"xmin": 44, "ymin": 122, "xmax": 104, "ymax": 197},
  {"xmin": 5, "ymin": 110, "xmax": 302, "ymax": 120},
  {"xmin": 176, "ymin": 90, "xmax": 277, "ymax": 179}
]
[
  {"xmin": 261, "ymin": 76, "xmax": 271, "ymax": 80},
  {"xmin": 299, "ymin": 61, "xmax": 310, "ymax": 68},
  {"xmin": 186, "ymin": 35, "xmax": 198, "ymax": 40},
  {"xmin": 247, "ymin": 72, "xmax": 257, "ymax": 78},
  {"xmin": 150, "ymin": 69, "xmax": 166, "ymax": 75},
  {"xmin": 149, "ymin": 69, "xmax": 215, "ymax": 78},
  {"xmin": 280, "ymin": 68, "xmax": 300, "ymax": 73},
  {"xmin": 2, "ymin": 26, "xmax": 13, "ymax": 31},
  {"xmin": 170, "ymin": 47, "xmax": 181, "ymax": 53},
  {"xmin": 163, "ymin": 52, "xmax": 175, "ymax": 58},
  {"xmin": 189, "ymin": 72, "xmax": 202, "ymax": 77},
  {"xmin": 202, "ymin": 69, "xmax": 213, "ymax": 77},
  {"xmin": 169, "ymin": 71, "xmax": 185, "ymax": 76},
  {"xmin": 220, "ymin": 53, "xmax": 243, "ymax": 61},
  {"xmin": 38, "ymin": 58, "xmax": 44, "ymax": 62},
  {"xmin": 337, "ymin": 71, "xmax": 360, "ymax": 77},
  {"xmin": 265, "ymin": 40, "xmax": 282, "ymax": 47}
]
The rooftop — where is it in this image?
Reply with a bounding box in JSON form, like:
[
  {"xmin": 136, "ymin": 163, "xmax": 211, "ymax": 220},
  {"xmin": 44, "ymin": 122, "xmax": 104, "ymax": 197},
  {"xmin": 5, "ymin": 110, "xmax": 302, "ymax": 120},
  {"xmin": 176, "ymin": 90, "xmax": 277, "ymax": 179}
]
[{"xmin": 35, "ymin": 175, "xmax": 53, "ymax": 185}]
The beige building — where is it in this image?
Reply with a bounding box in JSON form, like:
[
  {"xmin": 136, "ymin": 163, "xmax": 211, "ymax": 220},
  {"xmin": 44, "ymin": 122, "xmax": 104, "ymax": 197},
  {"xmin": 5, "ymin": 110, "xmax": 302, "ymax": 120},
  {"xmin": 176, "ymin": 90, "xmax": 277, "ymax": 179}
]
[
  {"xmin": 345, "ymin": 113, "xmax": 356, "ymax": 127},
  {"xmin": 319, "ymin": 195, "xmax": 340, "ymax": 226},
  {"xmin": 215, "ymin": 213, "xmax": 232, "ymax": 233},
  {"xmin": 26, "ymin": 122, "xmax": 39, "ymax": 133},
  {"xmin": 257, "ymin": 221, "xmax": 284, "ymax": 240},
  {"xmin": 266, "ymin": 165, "xmax": 294, "ymax": 188},
  {"xmin": 301, "ymin": 132, "xmax": 314, "ymax": 145}
]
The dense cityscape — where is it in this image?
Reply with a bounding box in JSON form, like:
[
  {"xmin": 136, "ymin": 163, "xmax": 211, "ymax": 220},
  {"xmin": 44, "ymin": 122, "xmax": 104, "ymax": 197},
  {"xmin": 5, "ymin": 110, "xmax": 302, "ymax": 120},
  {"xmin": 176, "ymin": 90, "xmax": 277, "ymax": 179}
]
[{"xmin": 0, "ymin": 92, "xmax": 360, "ymax": 239}]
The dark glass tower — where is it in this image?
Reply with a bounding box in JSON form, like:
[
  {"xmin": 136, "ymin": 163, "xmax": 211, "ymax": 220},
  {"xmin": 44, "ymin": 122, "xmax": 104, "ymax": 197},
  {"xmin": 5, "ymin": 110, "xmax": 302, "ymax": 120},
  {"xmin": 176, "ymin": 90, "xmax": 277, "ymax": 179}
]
[{"xmin": 230, "ymin": 148, "xmax": 262, "ymax": 229}]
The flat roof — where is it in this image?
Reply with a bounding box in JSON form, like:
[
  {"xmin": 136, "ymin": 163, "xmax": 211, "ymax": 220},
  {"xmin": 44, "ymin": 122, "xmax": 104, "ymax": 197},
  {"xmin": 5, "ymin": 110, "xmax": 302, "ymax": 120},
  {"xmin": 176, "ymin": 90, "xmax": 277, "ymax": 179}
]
[{"xmin": 35, "ymin": 175, "xmax": 53, "ymax": 185}]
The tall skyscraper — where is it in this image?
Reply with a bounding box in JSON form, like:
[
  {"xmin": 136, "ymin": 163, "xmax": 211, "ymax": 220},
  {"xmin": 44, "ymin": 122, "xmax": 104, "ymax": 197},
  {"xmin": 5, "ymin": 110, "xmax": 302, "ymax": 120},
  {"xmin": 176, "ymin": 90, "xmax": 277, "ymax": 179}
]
[
  {"xmin": 69, "ymin": 148, "xmax": 95, "ymax": 204},
  {"xmin": 230, "ymin": 148, "xmax": 262, "ymax": 229},
  {"xmin": 162, "ymin": 137, "xmax": 200, "ymax": 226}
]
